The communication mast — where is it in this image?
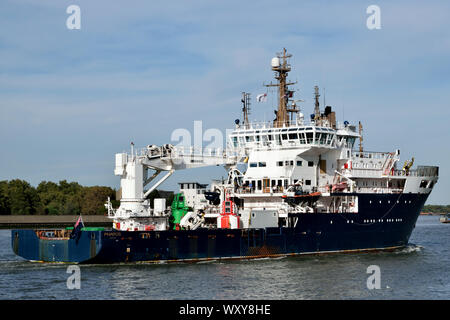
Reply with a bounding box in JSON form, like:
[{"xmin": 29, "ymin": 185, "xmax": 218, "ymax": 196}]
[
  {"xmin": 241, "ymin": 92, "xmax": 251, "ymax": 128},
  {"xmin": 314, "ymin": 85, "xmax": 321, "ymax": 121},
  {"xmin": 359, "ymin": 121, "xmax": 363, "ymax": 154},
  {"xmin": 265, "ymin": 48, "xmax": 297, "ymax": 127}
]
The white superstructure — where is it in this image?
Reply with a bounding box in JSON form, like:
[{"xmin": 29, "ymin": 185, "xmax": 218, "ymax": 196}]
[
  {"xmin": 179, "ymin": 182, "xmax": 208, "ymax": 209},
  {"xmin": 105, "ymin": 48, "xmax": 439, "ymax": 232}
]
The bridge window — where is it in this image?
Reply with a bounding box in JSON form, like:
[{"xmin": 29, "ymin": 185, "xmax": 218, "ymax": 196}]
[
  {"xmin": 288, "ymin": 133, "xmax": 298, "ymax": 140},
  {"xmin": 327, "ymin": 134, "xmax": 333, "ymax": 145},
  {"xmin": 347, "ymin": 137, "xmax": 356, "ymax": 148},
  {"xmin": 308, "ymin": 161, "xmax": 314, "ymax": 167},
  {"xmin": 299, "ymin": 133, "xmax": 306, "ymax": 144},
  {"xmin": 296, "ymin": 160, "xmax": 303, "ymax": 166},
  {"xmin": 305, "ymin": 180, "xmax": 311, "ymax": 185},
  {"xmin": 275, "ymin": 134, "xmax": 282, "ymax": 145},
  {"xmin": 315, "ymin": 133, "xmax": 321, "ymax": 144},
  {"xmin": 420, "ymin": 180, "xmax": 428, "ymax": 188},
  {"xmin": 258, "ymin": 162, "xmax": 266, "ymax": 167},
  {"xmin": 277, "ymin": 161, "xmax": 283, "ymax": 167},
  {"xmin": 249, "ymin": 163, "xmax": 257, "ymax": 168}
]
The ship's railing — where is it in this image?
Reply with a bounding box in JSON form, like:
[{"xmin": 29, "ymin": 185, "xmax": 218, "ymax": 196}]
[
  {"xmin": 345, "ymin": 169, "xmax": 385, "ymax": 178},
  {"xmin": 237, "ymin": 120, "xmax": 312, "ymax": 130},
  {"xmin": 347, "ymin": 167, "xmax": 439, "ymax": 178},
  {"xmin": 171, "ymin": 146, "xmax": 240, "ymax": 158},
  {"xmin": 236, "ymin": 185, "xmax": 405, "ymax": 196},
  {"xmin": 352, "ymin": 151, "xmax": 394, "ymax": 159},
  {"xmin": 392, "ymin": 166, "xmax": 439, "ymax": 177},
  {"xmin": 237, "ymin": 185, "xmax": 285, "ymax": 194},
  {"xmin": 236, "ymin": 120, "xmax": 356, "ymax": 131},
  {"xmin": 354, "ymin": 187, "xmax": 403, "ymax": 194},
  {"xmin": 137, "ymin": 145, "xmax": 243, "ymax": 159}
]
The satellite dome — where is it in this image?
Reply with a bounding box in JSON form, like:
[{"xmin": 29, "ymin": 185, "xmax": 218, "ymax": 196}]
[{"xmin": 271, "ymin": 57, "xmax": 280, "ymax": 68}]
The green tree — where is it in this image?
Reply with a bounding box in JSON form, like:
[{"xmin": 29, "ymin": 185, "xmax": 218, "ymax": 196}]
[
  {"xmin": 7, "ymin": 179, "xmax": 42, "ymax": 215},
  {"xmin": 0, "ymin": 181, "xmax": 11, "ymax": 215},
  {"xmin": 81, "ymin": 186, "xmax": 115, "ymax": 215},
  {"xmin": 36, "ymin": 180, "xmax": 84, "ymax": 215}
]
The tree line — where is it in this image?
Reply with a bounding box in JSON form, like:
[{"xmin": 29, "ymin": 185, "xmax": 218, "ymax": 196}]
[
  {"xmin": 422, "ymin": 204, "xmax": 450, "ymax": 214},
  {"xmin": 0, "ymin": 179, "xmax": 174, "ymax": 215}
]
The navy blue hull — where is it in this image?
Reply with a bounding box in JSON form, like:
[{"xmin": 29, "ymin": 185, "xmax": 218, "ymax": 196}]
[{"xmin": 12, "ymin": 193, "xmax": 428, "ymax": 263}]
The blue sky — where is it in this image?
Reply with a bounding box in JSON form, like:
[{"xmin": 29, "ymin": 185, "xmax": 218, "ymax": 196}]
[{"xmin": 0, "ymin": 0, "xmax": 449, "ymax": 204}]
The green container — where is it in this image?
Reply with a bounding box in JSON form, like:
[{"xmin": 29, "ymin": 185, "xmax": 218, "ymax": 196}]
[
  {"xmin": 65, "ymin": 227, "xmax": 105, "ymax": 231},
  {"xmin": 81, "ymin": 227, "xmax": 105, "ymax": 231}
]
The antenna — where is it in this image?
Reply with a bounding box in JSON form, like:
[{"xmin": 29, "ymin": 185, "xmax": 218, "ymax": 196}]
[
  {"xmin": 265, "ymin": 48, "xmax": 297, "ymax": 127},
  {"xmin": 359, "ymin": 121, "xmax": 363, "ymax": 154},
  {"xmin": 241, "ymin": 92, "xmax": 251, "ymax": 128},
  {"xmin": 314, "ymin": 85, "xmax": 320, "ymax": 120}
]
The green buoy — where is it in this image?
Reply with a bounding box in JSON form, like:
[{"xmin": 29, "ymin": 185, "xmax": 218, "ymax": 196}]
[{"xmin": 169, "ymin": 193, "xmax": 189, "ymax": 230}]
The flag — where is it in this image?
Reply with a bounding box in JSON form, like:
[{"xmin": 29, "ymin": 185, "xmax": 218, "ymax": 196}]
[
  {"xmin": 256, "ymin": 93, "xmax": 267, "ymax": 102},
  {"xmin": 70, "ymin": 215, "xmax": 84, "ymax": 242}
]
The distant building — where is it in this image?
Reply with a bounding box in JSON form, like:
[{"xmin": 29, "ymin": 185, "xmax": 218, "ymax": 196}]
[{"xmin": 178, "ymin": 182, "xmax": 208, "ymax": 208}]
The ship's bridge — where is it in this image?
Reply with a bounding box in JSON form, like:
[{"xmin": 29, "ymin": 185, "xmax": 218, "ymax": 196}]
[{"xmin": 228, "ymin": 120, "xmax": 359, "ymax": 151}]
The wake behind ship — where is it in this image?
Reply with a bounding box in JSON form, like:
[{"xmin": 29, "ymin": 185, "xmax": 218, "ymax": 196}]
[{"xmin": 12, "ymin": 49, "xmax": 439, "ymax": 264}]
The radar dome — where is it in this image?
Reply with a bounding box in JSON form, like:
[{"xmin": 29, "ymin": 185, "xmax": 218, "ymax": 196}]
[{"xmin": 271, "ymin": 57, "xmax": 280, "ymax": 68}]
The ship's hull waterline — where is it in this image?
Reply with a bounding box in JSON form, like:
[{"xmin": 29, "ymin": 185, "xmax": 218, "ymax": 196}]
[{"xmin": 12, "ymin": 193, "xmax": 428, "ymax": 264}]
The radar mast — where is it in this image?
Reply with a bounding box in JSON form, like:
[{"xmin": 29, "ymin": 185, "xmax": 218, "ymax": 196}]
[{"xmin": 265, "ymin": 48, "xmax": 297, "ymax": 127}]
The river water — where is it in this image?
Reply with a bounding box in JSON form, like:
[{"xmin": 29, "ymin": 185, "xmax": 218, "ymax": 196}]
[{"xmin": 0, "ymin": 216, "xmax": 448, "ymax": 300}]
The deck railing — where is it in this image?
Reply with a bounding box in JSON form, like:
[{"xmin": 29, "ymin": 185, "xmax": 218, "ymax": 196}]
[{"xmin": 392, "ymin": 166, "xmax": 439, "ymax": 177}]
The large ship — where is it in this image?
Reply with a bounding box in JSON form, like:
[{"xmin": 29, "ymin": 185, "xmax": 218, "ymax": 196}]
[{"xmin": 12, "ymin": 49, "xmax": 439, "ymax": 263}]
